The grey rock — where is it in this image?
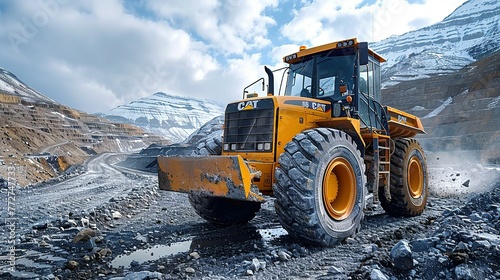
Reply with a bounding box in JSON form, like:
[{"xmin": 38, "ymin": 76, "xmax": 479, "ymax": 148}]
[
  {"xmin": 472, "ymin": 240, "xmax": 491, "ymax": 251},
  {"xmin": 277, "ymin": 250, "xmax": 291, "ymax": 261},
  {"xmin": 66, "ymin": 260, "xmax": 78, "ymax": 270},
  {"xmin": 112, "ymin": 211, "xmax": 123, "ymax": 219},
  {"xmin": 454, "ymin": 264, "xmax": 474, "ymax": 280},
  {"xmin": 454, "ymin": 241, "xmax": 469, "ymax": 252},
  {"xmin": 32, "ymin": 222, "xmax": 48, "ymax": 230},
  {"xmin": 410, "ymin": 237, "xmax": 438, "ymax": 252},
  {"xmin": 72, "ymin": 228, "xmax": 96, "ymax": 243},
  {"xmin": 250, "ymin": 258, "xmax": 261, "ymax": 272},
  {"xmin": 461, "ymin": 179, "xmax": 470, "ymax": 187},
  {"xmin": 390, "ymin": 240, "xmax": 413, "ymax": 270},
  {"xmin": 190, "ymin": 251, "xmax": 200, "ymax": 260},
  {"xmin": 328, "ymin": 265, "xmax": 344, "ymax": 274},
  {"xmin": 185, "ymin": 267, "xmax": 195, "ymax": 274},
  {"xmin": 370, "ymin": 268, "xmax": 388, "ymax": 280}
]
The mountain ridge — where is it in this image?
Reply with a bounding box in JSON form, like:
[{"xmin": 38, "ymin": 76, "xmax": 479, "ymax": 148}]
[
  {"xmin": 98, "ymin": 92, "xmax": 225, "ymax": 143},
  {"xmin": 372, "ymin": 0, "xmax": 499, "ymax": 87}
]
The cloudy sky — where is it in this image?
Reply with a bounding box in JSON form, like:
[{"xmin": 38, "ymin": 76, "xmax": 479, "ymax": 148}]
[{"xmin": 0, "ymin": 0, "xmax": 466, "ymax": 113}]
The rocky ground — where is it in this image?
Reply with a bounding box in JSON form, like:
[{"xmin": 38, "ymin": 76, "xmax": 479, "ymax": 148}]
[{"xmin": 0, "ymin": 152, "xmax": 499, "ymax": 280}]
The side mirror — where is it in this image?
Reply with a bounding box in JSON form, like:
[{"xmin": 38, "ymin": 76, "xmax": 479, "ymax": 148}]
[{"xmin": 359, "ymin": 42, "xmax": 368, "ymax": 65}]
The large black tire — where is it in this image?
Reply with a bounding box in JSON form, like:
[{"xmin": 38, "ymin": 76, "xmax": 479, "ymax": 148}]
[
  {"xmin": 273, "ymin": 128, "xmax": 366, "ymax": 247},
  {"xmin": 380, "ymin": 138, "xmax": 428, "ymax": 216},
  {"xmin": 188, "ymin": 135, "xmax": 261, "ymax": 225}
]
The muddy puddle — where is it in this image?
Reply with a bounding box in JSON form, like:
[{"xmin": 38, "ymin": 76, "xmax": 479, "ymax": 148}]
[
  {"xmin": 111, "ymin": 240, "xmax": 192, "ymax": 268},
  {"xmin": 112, "ymin": 226, "xmax": 288, "ymax": 268}
]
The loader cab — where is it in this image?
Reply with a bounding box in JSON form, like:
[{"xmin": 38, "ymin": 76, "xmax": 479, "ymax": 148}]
[{"xmin": 283, "ymin": 39, "xmax": 387, "ymax": 131}]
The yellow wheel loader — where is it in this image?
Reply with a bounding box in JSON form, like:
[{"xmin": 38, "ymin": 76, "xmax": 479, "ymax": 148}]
[{"xmin": 158, "ymin": 38, "xmax": 428, "ymax": 246}]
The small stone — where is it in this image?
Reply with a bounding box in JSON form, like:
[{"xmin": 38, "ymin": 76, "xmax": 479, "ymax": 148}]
[
  {"xmin": 454, "ymin": 264, "xmax": 473, "ymax": 280},
  {"xmin": 83, "ymin": 255, "xmax": 91, "ymax": 262},
  {"xmin": 370, "ymin": 268, "xmax": 389, "ymax": 280},
  {"xmin": 461, "ymin": 179, "xmax": 470, "ymax": 187},
  {"xmin": 32, "ymin": 222, "xmax": 48, "ymax": 230},
  {"xmin": 438, "ymin": 257, "xmax": 448, "ymax": 264},
  {"xmin": 454, "ymin": 241, "xmax": 469, "ymax": 252},
  {"xmin": 66, "ymin": 260, "xmax": 78, "ymax": 270},
  {"xmin": 277, "ymin": 250, "xmax": 291, "ymax": 261},
  {"xmin": 112, "ymin": 211, "xmax": 122, "ymax": 219},
  {"xmin": 390, "ymin": 240, "xmax": 413, "ymax": 270},
  {"xmin": 328, "ymin": 266, "xmax": 344, "ymax": 274},
  {"xmin": 246, "ymin": 269, "xmax": 254, "ymax": 276},
  {"xmin": 97, "ymin": 248, "xmax": 112, "ymax": 258},
  {"xmin": 39, "ymin": 240, "xmax": 49, "ymax": 247},
  {"xmin": 72, "ymin": 228, "xmax": 96, "ymax": 243},
  {"xmin": 250, "ymin": 258, "xmax": 261, "ymax": 272},
  {"xmin": 451, "ymin": 251, "xmax": 469, "ymax": 265},
  {"xmin": 472, "ymin": 240, "xmax": 491, "ymax": 251},
  {"xmin": 185, "ymin": 267, "xmax": 195, "ymax": 273},
  {"xmin": 130, "ymin": 260, "xmax": 140, "ymax": 267},
  {"xmin": 346, "ymin": 237, "xmax": 356, "ymax": 244},
  {"xmin": 410, "ymin": 237, "xmax": 437, "ymax": 252},
  {"xmin": 190, "ymin": 252, "xmax": 200, "ymax": 260},
  {"xmin": 81, "ymin": 218, "xmax": 90, "ymax": 227}
]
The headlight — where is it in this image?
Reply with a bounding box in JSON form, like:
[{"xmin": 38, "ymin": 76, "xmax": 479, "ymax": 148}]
[
  {"xmin": 231, "ymin": 144, "xmax": 237, "ymax": 150},
  {"xmin": 264, "ymin": 143, "xmax": 272, "ymax": 150},
  {"xmin": 257, "ymin": 143, "xmax": 264, "ymax": 150},
  {"xmin": 223, "ymin": 143, "xmax": 229, "ymax": 151}
]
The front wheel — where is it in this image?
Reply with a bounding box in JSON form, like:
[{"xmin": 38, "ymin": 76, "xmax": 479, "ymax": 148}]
[
  {"xmin": 273, "ymin": 128, "xmax": 366, "ymax": 247},
  {"xmin": 188, "ymin": 135, "xmax": 261, "ymax": 225}
]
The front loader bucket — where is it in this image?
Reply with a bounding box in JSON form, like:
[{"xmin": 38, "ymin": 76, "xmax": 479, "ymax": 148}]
[{"xmin": 157, "ymin": 155, "xmax": 264, "ymax": 202}]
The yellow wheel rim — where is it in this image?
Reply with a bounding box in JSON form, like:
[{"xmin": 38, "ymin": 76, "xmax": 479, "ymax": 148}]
[
  {"xmin": 322, "ymin": 158, "xmax": 356, "ymax": 220},
  {"xmin": 408, "ymin": 156, "xmax": 423, "ymax": 198}
]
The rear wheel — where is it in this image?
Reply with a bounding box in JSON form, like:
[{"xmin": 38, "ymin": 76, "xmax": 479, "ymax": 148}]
[
  {"xmin": 188, "ymin": 135, "xmax": 261, "ymax": 225},
  {"xmin": 380, "ymin": 138, "xmax": 428, "ymax": 216},
  {"xmin": 273, "ymin": 128, "xmax": 366, "ymax": 246}
]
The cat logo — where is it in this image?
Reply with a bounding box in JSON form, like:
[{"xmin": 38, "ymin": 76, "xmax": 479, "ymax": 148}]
[
  {"xmin": 302, "ymin": 101, "xmax": 326, "ymax": 112},
  {"xmin": 237, "ymin": 100, "xmax": 259, "ymax": 111},
  {"xmin": 311, "ymin": 102, "xmax": 326, "ymax": 112},
  {"xmin": 398, "ymin": 115, "xmax": 407, "ymax": 124}
]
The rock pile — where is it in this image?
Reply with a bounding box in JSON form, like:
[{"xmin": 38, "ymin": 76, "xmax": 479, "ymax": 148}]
[{"xmin": 361, "ymin": 183, "xmax": 500, "ymax": 279}]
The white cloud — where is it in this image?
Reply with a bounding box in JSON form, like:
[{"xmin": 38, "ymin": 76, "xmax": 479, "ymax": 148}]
[
  {"xmin": 143, "ymin": 0, "xmax": 278, "ymax": 54},
  {"xmin": 281, "ymin": 0, "xmax": 467, "ymax": 45}
]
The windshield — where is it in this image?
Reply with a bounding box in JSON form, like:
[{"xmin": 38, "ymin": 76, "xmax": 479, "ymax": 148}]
[{"xmin": 284, "ymin": 53, "xmax": 356, "ymax": 99}]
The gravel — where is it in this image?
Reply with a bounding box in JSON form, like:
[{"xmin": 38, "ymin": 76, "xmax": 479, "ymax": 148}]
[{"xmin": 0, "ymin": 153, "xmax": 498, "ymax": 279}]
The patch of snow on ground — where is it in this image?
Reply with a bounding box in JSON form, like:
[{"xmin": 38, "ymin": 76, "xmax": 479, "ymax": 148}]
[
  {"xmin": 423, "ymin": 97, "xmax": 453, "ymax": 118},
  {"xmin": 487, "ymin": 96, "xmax": 500, "ymax": 109},
  {"xmin": 51, "ymin": 111, "xmax": 77, "ymax": 121},
  {"xmin": 0, "ymin": 79, "xmax": 14, "ymax": 93},
  {"xmin": 411, "ymin": 105, "xmax": 426, "ymax": 111}
]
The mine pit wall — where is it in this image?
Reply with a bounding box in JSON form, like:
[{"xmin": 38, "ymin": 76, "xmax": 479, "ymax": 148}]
[
  {"xmin": 0, "ymin": 95, "xmax": 165, "ymax": 186},
  {"xmin": 382, "ymin": 51, "xmax": 500, "ymax": 165},
  {"xmin": 0, "ymin": 93, "xmax": 21, "ymax": 104}
]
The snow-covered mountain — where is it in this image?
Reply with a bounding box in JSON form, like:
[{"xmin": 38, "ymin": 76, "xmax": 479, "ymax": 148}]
[
  {"xmin": 99, "ymin": 92, "xmax": 225, "ymax": 143},
  {"xmin": 372, "ymin": 0, "xmax": 499, "ymax": 87},
  {"xmin": 0, "ymin": 67, "xmax": 56, "ymax": 104}
]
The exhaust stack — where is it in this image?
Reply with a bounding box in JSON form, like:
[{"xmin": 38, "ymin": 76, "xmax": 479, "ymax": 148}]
[{"xmin": 264, "ymin": 66, "xmax": 274, "ymax": 96}]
